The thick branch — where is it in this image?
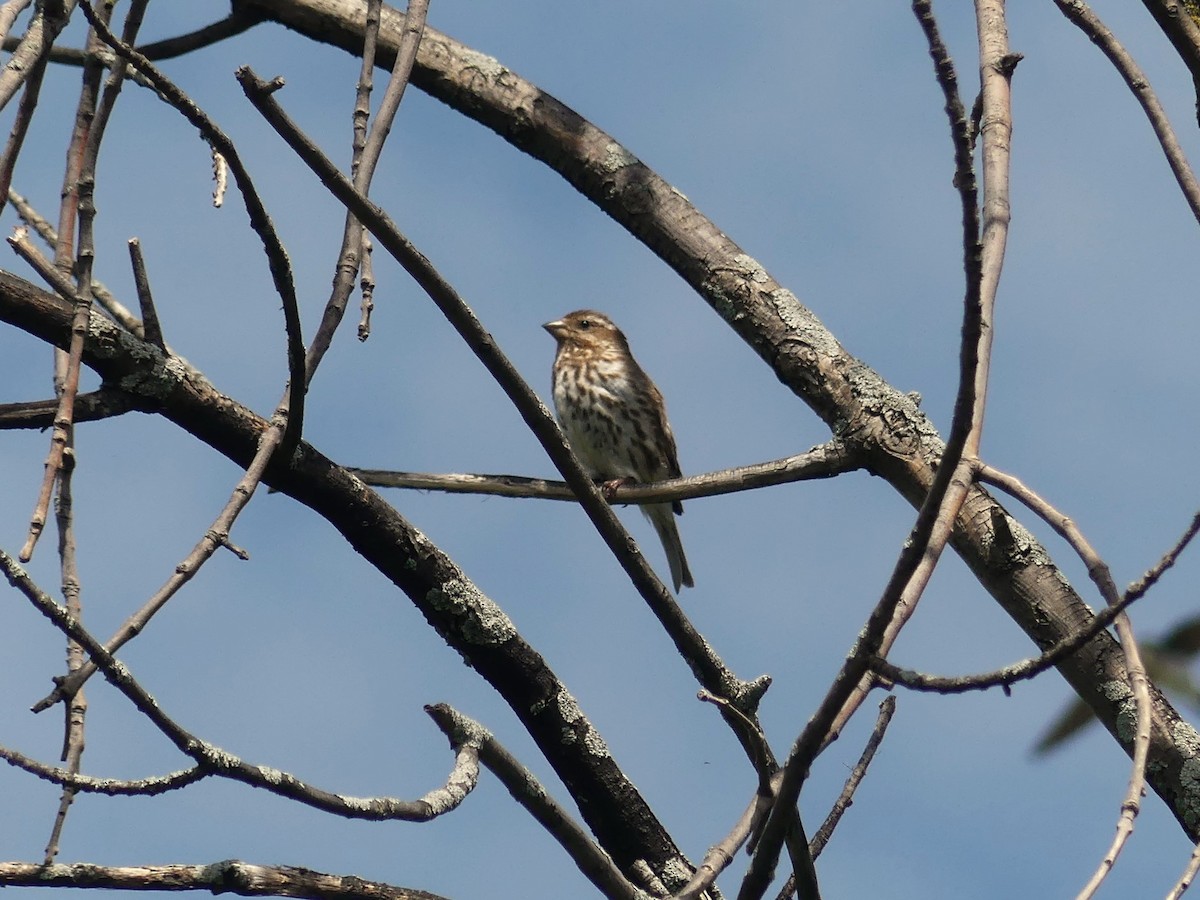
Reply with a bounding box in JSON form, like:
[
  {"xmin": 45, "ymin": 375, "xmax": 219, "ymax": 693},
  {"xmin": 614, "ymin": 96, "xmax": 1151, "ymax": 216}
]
[{"xmin": 0, "ymin": 860, "xmax": 450, "ymax": 899}]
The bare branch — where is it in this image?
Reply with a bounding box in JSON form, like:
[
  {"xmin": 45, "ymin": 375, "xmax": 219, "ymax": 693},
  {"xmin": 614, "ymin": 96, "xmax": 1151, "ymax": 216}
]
[
  {"xmin": 29, "ymin": 416, "xmax": 285, "ymax": 711},
  {"xmin": 1053, "ymin": 0, "xmax": 1200, "ymax": 226},
  {"xmin": 352, "ymin": 441, "xmax": 859, "ymax": 504},
  {"xmin": 425, "ymin": 704, "xmax": 645, "ymax": 900},
  {"xmin": 976, "ymin": 466, "xmax": 1151, "ymax": 899},
  {"xmin": 875, "ymin": 506, "xmax": 1200, "ymax": 695},
  {"xmin": 0, "ymin": 859, "xmax": 451, "ymax": 899},
  {"xmin": 308, "ymin": 0, "xmax": 428, "ymax": 369},
  {"xmin": 0, "ymin": 744, "xmax": 209, "ymax": 795},
  {"xmin": 78, "ymin": 1, "xmax": 306, "ymax": 456},
  {"xmin": 126, "ymin": 238, "xmax": 163, "ymax": 349},
  {"xmin": 1167, "ymin": 839, "xmax": 1200, "ymax": 900},
  {"xmin": 0, "ymin": 0, "xmax": 75, "ymax": 113},
  {"xmin": 9, "ymin": 188, "xmax": 166, "ymax": 343},
  {"xmin": 0, "ymin": 43, "xmax": 48, "ymax": 216},
  {"xmin": 0, "ymin": 0, "xmax": 32, "ymax": 44},
  {"xmin": 0, "ymin": 388, "xmax": 137, "ymax": 428},
  {"xmin": 1, "ymin": 546, "xmax": 484, "ymax": 822},
  {"xmin": 810, "ymin": 696, "xmax": 896, "ymax": 859},
  {"xmin": 1126, "ymin": 510, "xmax": 1200, "ymax": 602},
  {"xmin": 675, "ymin": 692, "xmax": 782, "ymax": 900},
  {"xmin": 820, "ymin": 0, "xmax": 989, "ymax": 753},
  {"xmin": 771, "ymin": 697, "xmax": 898, "ymax": 900}
]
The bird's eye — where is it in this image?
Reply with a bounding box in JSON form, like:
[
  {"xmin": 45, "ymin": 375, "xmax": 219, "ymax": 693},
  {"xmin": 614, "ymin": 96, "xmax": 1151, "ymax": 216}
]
[{"xmin": 579, "ymin": 319, "xmax": 591, "ymax": 330}]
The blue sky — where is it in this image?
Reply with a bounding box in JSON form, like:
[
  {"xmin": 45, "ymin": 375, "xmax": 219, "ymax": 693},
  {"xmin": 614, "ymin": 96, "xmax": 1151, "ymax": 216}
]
[{"xmin": 3, "ymin": 2, "xmax": 1200, "ymax": 898}]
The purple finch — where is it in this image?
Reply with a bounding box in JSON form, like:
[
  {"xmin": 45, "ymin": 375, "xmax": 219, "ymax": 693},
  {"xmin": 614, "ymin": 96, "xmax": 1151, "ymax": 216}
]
[{"xmin": 543, "ymin": 310, "xmax": 694, "ymax": 591}]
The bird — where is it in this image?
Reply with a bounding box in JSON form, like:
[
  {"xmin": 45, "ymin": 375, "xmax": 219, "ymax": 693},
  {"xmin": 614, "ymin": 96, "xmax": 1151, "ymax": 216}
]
[{"xmin": 543, "ymin": 309, "xmax": 694, "ymax": 591}]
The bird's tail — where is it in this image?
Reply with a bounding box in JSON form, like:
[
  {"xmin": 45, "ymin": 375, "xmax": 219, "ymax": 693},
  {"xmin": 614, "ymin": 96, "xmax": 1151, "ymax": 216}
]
[{"xmin": 645, "ymin": 503, "xmax": 694, "ymax": 592}]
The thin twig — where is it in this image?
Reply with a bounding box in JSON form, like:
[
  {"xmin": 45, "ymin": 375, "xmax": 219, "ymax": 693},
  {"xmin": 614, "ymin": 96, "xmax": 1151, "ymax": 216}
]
[
  {"xmin": 1053, "ymin": 0, "xmax": 1200, "ymax": 226},
  {"xmin": 1166, "ymin": 839, "xmax": 1200, "ymax": 899},
  {"xmin": 126, "ymin": 238, "xmax": 164, "ymax": 349},
  {"xmin": 43, "ymin": 386, "xmax": 84, "ymax": 864},
  {"xmin": 9, "ymin": 187, "xmax": 148, "ymax": 337},
  {"xmin": 9, "ymin": 187, "xmax": 145, "ymax": 337},
  {"xmin": 0, "ymin": 744, "xmax": 209, "ymax": 795},
  {"xmin": 876, "ymin": 507, "xmax": 1200, "ymax": 694},
  {"xmin": 810, "ymin": 696, "xmax": 896, "ymax": 859},
  {"xmin": 16, "ymin": 5, "xmax": 108, "ymax": 563},
  {"xmin": 32, "ymin": 416, "xmax": 291, "ymax": 711},
  {"xmin": 0, "ymin": 0, "xmax": 32, "ymax": 44},
  {"xmin": 0, "ymin": 0, "xmax": 76, "ymax": 113},
  {"xmin": 44, "ymin": 2, "xmax": 138, "ymax": 845},
  {"xmin": 0, "ymin": 43, "xmax": 48, "ymax": 216},
  {"xmin": 773, "ymin": 697, "xmax": 898, "ymax": 900},
  {"xmin": 79, "ymin": 1, "xmax": 306, "ymax": 457},
  {"xmin": 307, "ymin": 0, "xmax": 429, "ymax": 372},
  {"xmin": 351, "ymin": 442, "xmax": 859, "ymax": 504},
  {"xmin": 820, "ymin": 0, "xmax": 988, "ymax": 751},
  {"xmin": 1126, "ymin": 510, "xmax": 1200, "ymax": 603},
  {"xmin": 675, "ymin": 692, "xmax": 784, "ymax": 900},
  {"xmin": 976, "ymin": 465, "xmax": 1151, "ymax": 900},
  {"xmin": 679, "ymin": 778, "xmax": 777, "ymax": 900}
]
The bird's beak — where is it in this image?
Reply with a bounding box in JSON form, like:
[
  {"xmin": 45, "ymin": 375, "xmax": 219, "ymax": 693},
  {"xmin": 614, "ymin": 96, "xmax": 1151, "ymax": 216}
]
[{"xmin": 542, "ymin": 319, "xmax": 566, "ymax": 339}]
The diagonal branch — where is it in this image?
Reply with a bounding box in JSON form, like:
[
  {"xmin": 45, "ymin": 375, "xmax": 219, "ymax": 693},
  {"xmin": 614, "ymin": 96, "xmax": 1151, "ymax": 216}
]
[{"xmin": 1053, "ymin": 0, "xmax": 1200, "ymax": 226}]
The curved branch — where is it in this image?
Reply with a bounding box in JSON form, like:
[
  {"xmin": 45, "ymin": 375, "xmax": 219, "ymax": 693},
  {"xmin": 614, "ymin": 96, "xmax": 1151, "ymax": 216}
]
[
  {"xmin": 1054, "ymin": 0, "xmax": 1200, "ymax": 226},
  {"xmin": 0, "ymin": 744, "xmax": 209, "ymax": 795},
  {"xmin": 3, "ymin": 544, "xmax": 484, "ymax": 823}
]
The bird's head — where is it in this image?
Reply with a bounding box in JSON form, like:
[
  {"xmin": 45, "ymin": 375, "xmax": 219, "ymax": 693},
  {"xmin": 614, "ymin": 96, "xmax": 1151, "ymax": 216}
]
[{"xmin": 542, "ymin": 310, "xmax": 626, "ymax": 352}]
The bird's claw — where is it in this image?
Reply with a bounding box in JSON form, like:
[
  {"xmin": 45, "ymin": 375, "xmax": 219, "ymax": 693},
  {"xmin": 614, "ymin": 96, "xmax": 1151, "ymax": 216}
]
[{"xmin": 600, "ymin": 477, "xmax": 632, "ymax": 501}]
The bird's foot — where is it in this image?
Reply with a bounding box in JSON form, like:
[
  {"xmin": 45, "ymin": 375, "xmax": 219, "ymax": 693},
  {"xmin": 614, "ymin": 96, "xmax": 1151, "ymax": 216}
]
[{"xmin": 599, "ymin": 477, "xmax": 632, "ymax": 501}]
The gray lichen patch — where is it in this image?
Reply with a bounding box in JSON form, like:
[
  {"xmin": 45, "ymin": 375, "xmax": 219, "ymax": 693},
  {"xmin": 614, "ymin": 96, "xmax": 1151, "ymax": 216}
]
[
  {"xmin": 1101, "ymin": 678, "xmax": 1137, "ymax": 744},
  {"xmin": 454, "ymin": 44, "xmax": 508, "ymax": 84},
  {"xmin": 425, "ymin": 578, "xmax": 517, "ymax": 646},
  {"xmin": 1178, "ymin": 753, "xmax": 1200, "ymax": 829},
  {"xmin": 554, "ymin": 689, "xmax": 611, "ymax": 758},
  {"xmin": 660, "ymin": 856, "xmax": 698, "ymax": 891},
  {"xmin": 601, "ymin": 141, "xmax": 639, "ymax": 173}
]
